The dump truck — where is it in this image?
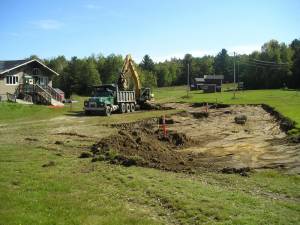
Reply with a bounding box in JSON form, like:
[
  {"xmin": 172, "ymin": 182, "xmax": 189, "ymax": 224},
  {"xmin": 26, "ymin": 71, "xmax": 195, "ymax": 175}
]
[{"xmin": 83, "ymin": 55, "xmax": 153, "ymax": 116}]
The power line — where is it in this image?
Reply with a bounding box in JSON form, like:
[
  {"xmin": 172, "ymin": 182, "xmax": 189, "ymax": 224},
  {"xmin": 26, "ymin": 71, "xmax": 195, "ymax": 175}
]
[
  {"xmin": 249, "ymin": 59, "xmax": 288, "ymax": 67},
  {"xmin": 240, "ymin": 63, "xmax": 286, "ymax": 70},
  {"xmin": 249, "ymin": 63, "xmax": 286, "ymax": 68},
  {"xmin": 251, "ymin": 59, "xmax": 288, "ymax": 65},
  {"xmin": 237, "ymin": 59, "xmax": 289, "ymax": 69}
]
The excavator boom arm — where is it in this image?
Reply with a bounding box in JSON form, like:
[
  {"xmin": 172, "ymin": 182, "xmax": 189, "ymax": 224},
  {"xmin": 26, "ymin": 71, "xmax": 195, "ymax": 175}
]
[{"xmin": 118, "ymin": 55, "xmax": 141, "ymax": 98}]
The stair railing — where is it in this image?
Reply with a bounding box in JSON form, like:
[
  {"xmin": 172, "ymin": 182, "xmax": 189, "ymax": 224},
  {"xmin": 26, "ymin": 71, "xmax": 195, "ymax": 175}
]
[
  {"xmin": 45, "ymin": 86, "xmax": 63, "ymax": 102},
  {"xmin": 34, "ymin": 84, "xmax": 52, "ymax": 104}
]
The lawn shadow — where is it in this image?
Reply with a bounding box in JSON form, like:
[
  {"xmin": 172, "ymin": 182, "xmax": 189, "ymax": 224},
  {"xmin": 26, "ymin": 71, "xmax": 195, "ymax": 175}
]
[
  {"xmin": 64, "ymin": 111, "xmax": 111, "ymax": 117},
  {"xmin": 64, "ymin": 111, "xmax": 86, "ymax": 117},
  {"xmin": 283, "ymin": 88, "xmax": 300, "ymax": 92}
]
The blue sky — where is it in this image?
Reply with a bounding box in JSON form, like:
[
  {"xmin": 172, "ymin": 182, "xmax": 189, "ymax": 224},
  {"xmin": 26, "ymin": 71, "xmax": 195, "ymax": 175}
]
[{"xmin": 0, "ymin": 0, "xmax": 299, "ymax": 62}]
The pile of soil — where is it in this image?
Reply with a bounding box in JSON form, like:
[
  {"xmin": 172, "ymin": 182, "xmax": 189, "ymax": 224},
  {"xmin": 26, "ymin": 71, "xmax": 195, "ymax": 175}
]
[{"xmin": 88, "ymin": 119, "xmax": 200, "ymax": 172}]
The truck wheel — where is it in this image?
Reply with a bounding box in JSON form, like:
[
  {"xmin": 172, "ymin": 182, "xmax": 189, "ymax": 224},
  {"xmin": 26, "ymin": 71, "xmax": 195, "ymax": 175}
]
[
  {"xmin": 120, "ymin": 103, "xmax": 126, "ymax": 113},
  {"xmin": 130, "ymin": 103, "xmax": 135, "ymax": 112},
  {"xmin": 85, "ymin": 110, "xmax": 91, "ymax": 115},
  {"xmin": 126, "ymin": 103, "xmax": 130, "ymax": 113},
  {"xmin": 104, "ymin": 106, "xmax": 111, "ymax": 116}
]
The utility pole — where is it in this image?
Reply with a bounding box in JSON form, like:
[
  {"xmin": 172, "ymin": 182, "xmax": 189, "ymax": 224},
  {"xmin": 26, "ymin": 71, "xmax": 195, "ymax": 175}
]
[
  {"xmin": 234, "ymin": 52, "xmax": 236, "ymax": 85},
  {"xmin": 187, "ymin": 63, "xmax": 190, "ymax": 97},
  {"xmin": 233, "ymin": 52, "xmax": 236, "ymax": 99},
  {"xmin": 237, "ymin": 59, "xmax": 239, "ymax": 83}
]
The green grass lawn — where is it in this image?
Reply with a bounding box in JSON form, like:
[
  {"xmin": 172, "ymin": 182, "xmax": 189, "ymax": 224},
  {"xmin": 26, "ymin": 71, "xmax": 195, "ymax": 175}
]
[
  {"xmin": 1, "ymin": 143, "xmax": 299, "ymax": 225},
  {"xmin": 0, "ymin": 87, "xmax": 300, "ymax": 225}
]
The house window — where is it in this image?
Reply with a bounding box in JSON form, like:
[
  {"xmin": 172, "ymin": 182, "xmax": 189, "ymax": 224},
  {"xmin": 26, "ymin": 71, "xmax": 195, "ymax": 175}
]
[
  {"xmin": 6, "ymin": 75, "xmax": 19, "ymax": 85},
  {"xmin": 33, "ymin": 68, "xmax": 41, "ymax": 75},
  {"xmin": 37, "ymin": 76, "xmax": 48, "ymax": 86}
]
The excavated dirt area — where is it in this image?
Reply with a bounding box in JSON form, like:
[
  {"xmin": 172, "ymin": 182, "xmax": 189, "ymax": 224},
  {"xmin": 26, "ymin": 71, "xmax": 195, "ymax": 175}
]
[{"xmin": 86, "ymin": 103, "xmax": 300, "ymax": 174}]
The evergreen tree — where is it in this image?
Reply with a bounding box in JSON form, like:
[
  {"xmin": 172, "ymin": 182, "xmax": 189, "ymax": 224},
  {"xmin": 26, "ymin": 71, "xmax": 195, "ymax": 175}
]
[
  {"xmin": 140, "ymin": 54, "xmax": 155, "ymax": 72},
  {"xmin": 290, "ymin": 39, "xmax": 300, "ymax": 88},
  {"xmin": 214, "ymin": 49, "xmax": 231, "ymax": 82}
]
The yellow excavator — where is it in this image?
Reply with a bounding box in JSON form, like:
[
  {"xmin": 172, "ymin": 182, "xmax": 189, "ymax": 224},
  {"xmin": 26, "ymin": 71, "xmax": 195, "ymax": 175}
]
[
  {"xmin": 117, "ymin": 54, "xmax": 153, "ymax": 103},
  {"xmin": 83, "ymin": 54, "xmax": 153, "ymax": 116}
]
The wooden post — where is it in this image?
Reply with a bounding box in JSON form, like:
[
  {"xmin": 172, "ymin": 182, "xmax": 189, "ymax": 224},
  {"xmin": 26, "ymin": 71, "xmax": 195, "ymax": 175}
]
[
  {"xmin": 70, "ymin": 100, "xmax": 72, "ymax": 112},
  {"xmin": 187, "ymin": 63, "xmax": 190, "ymax": 97},
  {"xmin": 162, "ymin": 115, "xmax": 167, "ymax": 138}
]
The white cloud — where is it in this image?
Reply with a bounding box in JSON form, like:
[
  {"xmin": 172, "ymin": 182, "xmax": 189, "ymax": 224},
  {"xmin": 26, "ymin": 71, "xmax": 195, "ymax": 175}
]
[{"xmin": 32, "ymin": 19, "xmax": 63, "ymax": 30}]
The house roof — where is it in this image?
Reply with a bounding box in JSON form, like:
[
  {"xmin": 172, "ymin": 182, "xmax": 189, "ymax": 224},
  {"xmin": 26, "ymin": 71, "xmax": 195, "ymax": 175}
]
[{"xmin": 0, "ymin": 59, "xmax": 59, "ymax": 76}]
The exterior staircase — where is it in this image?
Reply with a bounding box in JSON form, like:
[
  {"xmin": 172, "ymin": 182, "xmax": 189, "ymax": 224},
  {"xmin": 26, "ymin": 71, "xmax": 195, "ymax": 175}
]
[
  {"xmin": 35, "ymin": 84, "xmax": 64, "ymax": 106},
  {"xmin": 35, "ymin": 84, "xmax": 52, "ymax": 104},
  {"xmin": 15, "ymin": 84, "xmax": 64, "ymax": 106}
]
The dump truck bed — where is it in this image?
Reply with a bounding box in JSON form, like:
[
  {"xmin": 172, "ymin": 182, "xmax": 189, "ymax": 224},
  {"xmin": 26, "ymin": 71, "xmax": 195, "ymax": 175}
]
[{"xmin": 116, "ymin": 90, "xmax": 135, "ymax": 103}]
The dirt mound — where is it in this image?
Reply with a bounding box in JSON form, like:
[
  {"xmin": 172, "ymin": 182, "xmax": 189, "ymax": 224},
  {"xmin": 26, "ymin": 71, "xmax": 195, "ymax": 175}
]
[
  {"xmin": 157, "ymin": 130, "xmax": 191, "ymax": 146},
  {"xmin": 89, "ymin": 120, "xmax": 199, "ymax": 172}
]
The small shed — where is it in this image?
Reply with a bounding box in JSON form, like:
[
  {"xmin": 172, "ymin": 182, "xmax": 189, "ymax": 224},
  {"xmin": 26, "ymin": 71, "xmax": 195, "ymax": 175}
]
[{"xmin": 193, "ymin": 75, "xmax": 224, "ymax": 93}]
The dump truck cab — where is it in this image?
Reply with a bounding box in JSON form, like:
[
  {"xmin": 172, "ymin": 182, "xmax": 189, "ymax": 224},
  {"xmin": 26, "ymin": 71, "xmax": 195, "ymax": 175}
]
[{"xmin": 92, "ymin": 85, "xmax": 115, "ymax": 104}]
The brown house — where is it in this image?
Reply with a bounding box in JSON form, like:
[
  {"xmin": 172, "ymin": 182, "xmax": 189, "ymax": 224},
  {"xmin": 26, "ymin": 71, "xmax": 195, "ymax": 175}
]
[{"xmin": 0, "ymin": 59, "xmax": 64, "ymax": 105}]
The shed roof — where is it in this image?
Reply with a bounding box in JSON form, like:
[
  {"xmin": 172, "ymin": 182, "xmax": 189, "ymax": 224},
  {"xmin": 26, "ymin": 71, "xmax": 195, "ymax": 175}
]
[
  {"xmin": 0, "ymin": 59, "xmax": 59, "ymax": 76},
  {"xmin": 204, "ymin": 75, "xmax": 224, "ymax": 80},
  {"xmin": 195, "ymin": 77, "xmax": 205, "ymax": 82}
]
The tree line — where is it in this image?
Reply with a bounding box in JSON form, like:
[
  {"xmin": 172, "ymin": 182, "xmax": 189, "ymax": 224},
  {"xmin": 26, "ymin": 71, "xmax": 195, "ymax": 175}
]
[{"xmin": 34, "ymin": 38, "xmax": 299, "ymax": 97}]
